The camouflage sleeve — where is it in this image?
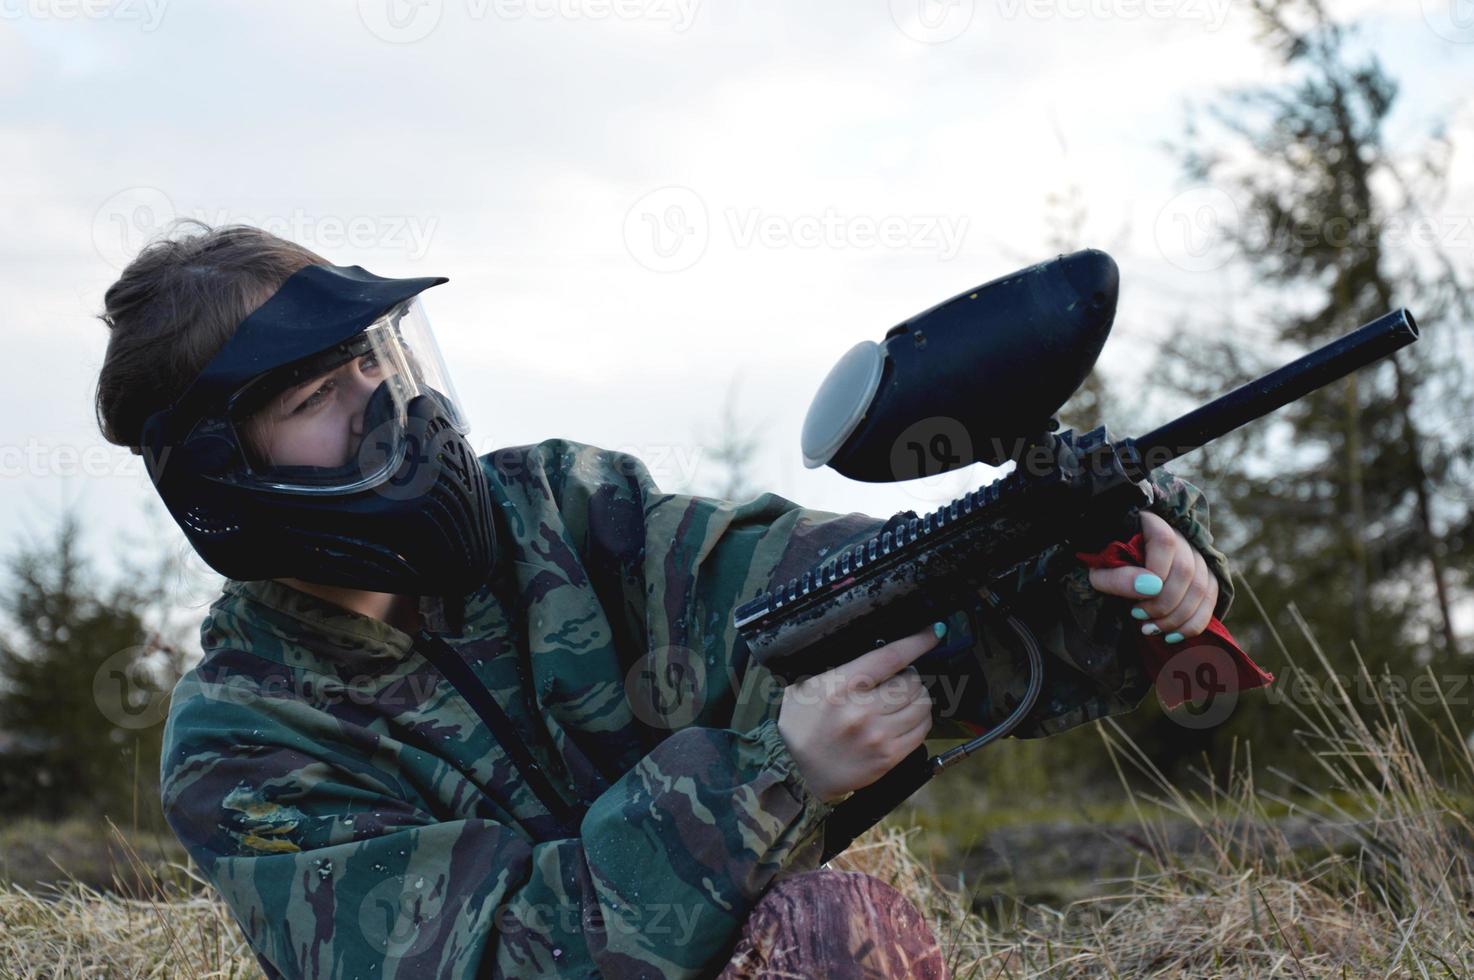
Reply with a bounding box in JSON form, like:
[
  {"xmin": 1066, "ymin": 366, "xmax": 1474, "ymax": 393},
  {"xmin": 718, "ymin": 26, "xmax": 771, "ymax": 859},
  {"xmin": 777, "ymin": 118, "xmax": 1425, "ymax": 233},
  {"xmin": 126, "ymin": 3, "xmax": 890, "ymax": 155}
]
[
  {"xmin": 580, "ymin": 442, "xmax": 1235, "ymax": 754},
  {"xmin": 937, "ymin": 468, "xmax": 1235, "ymax": 739},
  {"xmin": 566, "ymin": 445, "xmax": 1237, "ymax": 750},
  {"xmin": 161, "ymin": 671, "xmax": 835, "ymax": 980}
]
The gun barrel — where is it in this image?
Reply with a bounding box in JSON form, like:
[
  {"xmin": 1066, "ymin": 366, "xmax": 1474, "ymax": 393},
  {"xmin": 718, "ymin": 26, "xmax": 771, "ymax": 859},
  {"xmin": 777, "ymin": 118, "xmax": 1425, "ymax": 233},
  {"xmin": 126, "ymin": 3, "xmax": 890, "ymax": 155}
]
[{"xmin": 1129, "ymin": 309, "xmax": 1419, "ymax": 474}]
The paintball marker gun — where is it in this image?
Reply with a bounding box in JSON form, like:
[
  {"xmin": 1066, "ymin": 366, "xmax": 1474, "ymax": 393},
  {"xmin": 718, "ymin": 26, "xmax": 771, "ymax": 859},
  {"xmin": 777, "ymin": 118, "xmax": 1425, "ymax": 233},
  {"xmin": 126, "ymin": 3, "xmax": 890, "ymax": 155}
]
[{"xmin": 732, "ymin": 249, "xmax": 1419, "ymax": 860}]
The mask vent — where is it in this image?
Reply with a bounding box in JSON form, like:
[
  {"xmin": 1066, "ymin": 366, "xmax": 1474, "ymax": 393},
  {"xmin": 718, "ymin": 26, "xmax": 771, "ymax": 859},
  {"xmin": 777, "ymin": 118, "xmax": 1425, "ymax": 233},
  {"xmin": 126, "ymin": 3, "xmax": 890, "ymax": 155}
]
[{"xmin": 182, "ymin": 505, "xmax": 241, "ymax": 537}]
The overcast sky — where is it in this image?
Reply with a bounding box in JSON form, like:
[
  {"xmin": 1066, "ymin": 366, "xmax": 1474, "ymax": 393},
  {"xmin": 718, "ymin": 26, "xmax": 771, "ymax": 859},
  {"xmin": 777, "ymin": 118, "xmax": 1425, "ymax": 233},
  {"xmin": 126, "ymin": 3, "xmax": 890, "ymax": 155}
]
[{"xmin": 2, "ymin": 0, "xmax": 1471, "ymax": 638}]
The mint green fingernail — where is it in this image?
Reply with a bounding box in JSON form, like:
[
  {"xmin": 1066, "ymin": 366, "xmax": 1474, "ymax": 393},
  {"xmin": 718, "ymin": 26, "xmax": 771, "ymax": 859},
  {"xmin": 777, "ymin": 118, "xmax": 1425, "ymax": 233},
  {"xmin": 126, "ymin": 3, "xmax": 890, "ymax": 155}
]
[
  {"xmin": 1134, "ymin": 573, "xmax": 1163, "ymax": 597},
  {"xmin": 1131, "ymin": 607, "xmax": 1150, "ymax": 621},
  {"xmin": 933, "ymin": 621, "xmax": 947, "ymax": 639},
  {"xmin": 1165, "ymin": 631, "xmax": 1184, "ymax": 644}
]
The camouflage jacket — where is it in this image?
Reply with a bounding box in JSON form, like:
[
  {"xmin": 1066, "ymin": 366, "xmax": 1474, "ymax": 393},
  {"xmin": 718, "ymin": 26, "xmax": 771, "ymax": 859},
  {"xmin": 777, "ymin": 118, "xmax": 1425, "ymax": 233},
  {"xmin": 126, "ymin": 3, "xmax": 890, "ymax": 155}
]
[{"xmin": 160, "ymin": 439, "xmax": 1233, "ymax": 979}]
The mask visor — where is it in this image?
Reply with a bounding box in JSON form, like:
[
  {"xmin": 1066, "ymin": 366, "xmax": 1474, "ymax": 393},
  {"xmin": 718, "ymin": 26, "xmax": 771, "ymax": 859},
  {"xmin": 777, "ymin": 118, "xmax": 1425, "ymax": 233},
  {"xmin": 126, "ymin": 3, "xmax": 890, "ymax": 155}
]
[{"xmin": 213, "ymin": 297, "xmax": 469, "ymax": 494}]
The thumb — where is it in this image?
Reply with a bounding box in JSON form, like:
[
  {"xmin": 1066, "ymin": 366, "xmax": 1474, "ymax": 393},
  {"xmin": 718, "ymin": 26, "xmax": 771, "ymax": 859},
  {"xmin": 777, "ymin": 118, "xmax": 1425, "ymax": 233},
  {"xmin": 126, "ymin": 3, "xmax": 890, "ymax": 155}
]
[{"xmin": 1087, "ymin": 564, "xmax": 1163, "ymax": 600}]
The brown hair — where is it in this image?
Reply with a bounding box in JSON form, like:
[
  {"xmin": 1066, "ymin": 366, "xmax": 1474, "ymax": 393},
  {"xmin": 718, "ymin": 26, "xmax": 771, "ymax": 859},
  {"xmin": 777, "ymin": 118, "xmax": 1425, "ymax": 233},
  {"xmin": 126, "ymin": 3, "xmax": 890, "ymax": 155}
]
[{"xmin": 94, "ymin": 220, "xmax": 328, "ymax": 453}]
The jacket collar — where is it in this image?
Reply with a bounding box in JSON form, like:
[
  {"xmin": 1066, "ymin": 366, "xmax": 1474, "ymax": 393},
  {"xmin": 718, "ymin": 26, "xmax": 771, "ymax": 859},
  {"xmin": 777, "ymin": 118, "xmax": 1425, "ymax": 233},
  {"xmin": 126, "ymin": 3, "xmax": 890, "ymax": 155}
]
[{"xmin": 206, "ymin": 578, "xmax": 460, "ymax": 678}]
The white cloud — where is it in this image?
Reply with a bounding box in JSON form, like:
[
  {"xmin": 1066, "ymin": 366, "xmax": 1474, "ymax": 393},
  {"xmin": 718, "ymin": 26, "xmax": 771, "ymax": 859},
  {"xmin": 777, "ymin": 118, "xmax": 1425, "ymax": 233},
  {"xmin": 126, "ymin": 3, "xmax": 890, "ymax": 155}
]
[{"xmin": 0, "ymin": 0, "xmax": 1469, "ymax": 623}]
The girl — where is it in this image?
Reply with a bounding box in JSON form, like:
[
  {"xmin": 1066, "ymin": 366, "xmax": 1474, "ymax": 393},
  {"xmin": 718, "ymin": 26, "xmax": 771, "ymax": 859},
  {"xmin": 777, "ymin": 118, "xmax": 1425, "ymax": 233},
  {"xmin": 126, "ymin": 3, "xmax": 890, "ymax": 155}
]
[{"xmin": 96, "ymin": 221, "xmax": 1233, "ymax": 979}]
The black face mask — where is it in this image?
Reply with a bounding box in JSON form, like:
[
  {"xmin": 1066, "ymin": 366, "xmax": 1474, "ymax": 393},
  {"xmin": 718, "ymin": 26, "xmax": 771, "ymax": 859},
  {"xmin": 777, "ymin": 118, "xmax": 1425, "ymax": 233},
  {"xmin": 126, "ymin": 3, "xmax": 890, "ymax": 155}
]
[{"xmin": 139, "ymin": 264, "xmax": 498, "ymax": 597}]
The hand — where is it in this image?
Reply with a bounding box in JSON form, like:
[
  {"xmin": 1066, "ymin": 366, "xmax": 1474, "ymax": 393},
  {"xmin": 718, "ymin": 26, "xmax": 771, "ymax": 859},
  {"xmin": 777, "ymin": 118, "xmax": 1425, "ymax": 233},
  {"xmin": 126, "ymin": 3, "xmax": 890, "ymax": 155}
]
[
  {"xmin": 1086, "ymin": 511, "xmax": 1219, "ymax": 644},
  {"xmin": 777, "ymin": 625, "xmax": 940, "ymax": 803}
]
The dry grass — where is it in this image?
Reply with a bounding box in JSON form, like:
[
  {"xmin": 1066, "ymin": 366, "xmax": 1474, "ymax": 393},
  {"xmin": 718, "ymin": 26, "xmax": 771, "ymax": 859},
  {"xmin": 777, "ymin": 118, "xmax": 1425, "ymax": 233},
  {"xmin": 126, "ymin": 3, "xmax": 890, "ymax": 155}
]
[
  {"xmin": 840, "ymin": 597, "xmax": 1474, "ymax": 978},
  {"xmin": 4, "ymin": 598, "xmax": 1471, "ymax": 978},
  {"xmin": 0, "ymin": 848, "xmax": 257, "ymax": 978}
]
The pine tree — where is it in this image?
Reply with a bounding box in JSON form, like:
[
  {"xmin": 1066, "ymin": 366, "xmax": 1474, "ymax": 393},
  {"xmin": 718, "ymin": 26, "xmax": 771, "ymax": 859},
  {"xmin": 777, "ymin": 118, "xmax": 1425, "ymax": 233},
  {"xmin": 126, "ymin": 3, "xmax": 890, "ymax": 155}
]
[
  {"xmin": 0, "ymin": 513, "xmax": 185, "ymax": 822},
  {"xmin": 1154, "ymin": 0, "xmax": 1472, "ymax": 772}
]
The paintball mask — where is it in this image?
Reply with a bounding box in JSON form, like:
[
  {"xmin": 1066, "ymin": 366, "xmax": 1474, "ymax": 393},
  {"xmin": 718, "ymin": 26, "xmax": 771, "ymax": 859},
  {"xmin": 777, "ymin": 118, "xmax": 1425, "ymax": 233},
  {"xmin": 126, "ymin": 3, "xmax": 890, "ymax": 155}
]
[{"xmin": 139, "ymin": 264, "xmax": 497, "ymax": 597}]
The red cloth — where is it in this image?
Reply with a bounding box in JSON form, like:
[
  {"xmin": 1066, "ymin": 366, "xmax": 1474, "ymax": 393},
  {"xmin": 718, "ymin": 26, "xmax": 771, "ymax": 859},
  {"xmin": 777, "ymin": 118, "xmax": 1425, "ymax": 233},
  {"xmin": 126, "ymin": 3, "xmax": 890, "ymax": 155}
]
[{"xmin": 1075, "ymin": 532, "xmax": 1274, "ymax": 708}]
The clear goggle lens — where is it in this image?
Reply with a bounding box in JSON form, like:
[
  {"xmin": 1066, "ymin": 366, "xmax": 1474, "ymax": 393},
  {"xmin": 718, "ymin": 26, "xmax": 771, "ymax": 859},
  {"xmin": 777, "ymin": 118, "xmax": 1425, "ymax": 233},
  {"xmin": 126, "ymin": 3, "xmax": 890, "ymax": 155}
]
[{"xmin": 219, "ymin": 298, "xmax": 468, "ymax": 493}]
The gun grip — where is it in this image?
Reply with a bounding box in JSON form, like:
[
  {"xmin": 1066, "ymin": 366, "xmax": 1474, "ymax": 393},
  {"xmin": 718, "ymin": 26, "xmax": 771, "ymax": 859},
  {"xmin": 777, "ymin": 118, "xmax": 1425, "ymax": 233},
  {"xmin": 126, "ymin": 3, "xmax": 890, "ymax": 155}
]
[{"xmin": 820, "ymin": 744, "xmax": 933, "ymax": 863}]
